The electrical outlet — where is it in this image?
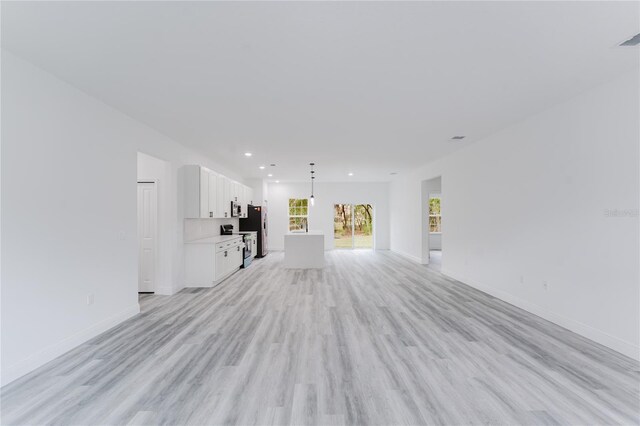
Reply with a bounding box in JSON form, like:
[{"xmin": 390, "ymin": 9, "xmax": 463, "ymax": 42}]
[
  {"xmin": 117, "ymin": 231, "xmax": 126, "ymax": 241},
  {"xmin": 543, "ymin": 281, "xmax": 549, "ymax": 291},
  {"xmin": 87, "ymin": 293, "xmax": 95, "ymax": 305},
  {"xmin": 520, "ymin": 275, "xmax": 524, "ymax": 284}
]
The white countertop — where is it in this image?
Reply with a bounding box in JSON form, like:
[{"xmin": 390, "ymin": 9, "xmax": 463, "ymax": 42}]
[
  {"xmin": 234, "ymin": 231, "xmax": 257, "ymax": 235},
  {"xmin": 286, "ymin": 231, "xmax": 324, "ymax": 236},
  {"xmin": 185, "ymin": 234, "xmax": 243, "ymax": 244}
]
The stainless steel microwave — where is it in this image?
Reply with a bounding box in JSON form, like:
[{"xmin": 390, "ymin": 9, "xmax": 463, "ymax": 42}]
[{"xmin": 231, "ymin": 201, "xmax": 240, "ymax": 217}]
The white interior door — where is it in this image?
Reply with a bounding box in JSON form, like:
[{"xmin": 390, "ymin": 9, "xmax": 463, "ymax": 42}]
[{"xmin": 137, "ymin": 182, "xmax": 157, "ymax": 293}]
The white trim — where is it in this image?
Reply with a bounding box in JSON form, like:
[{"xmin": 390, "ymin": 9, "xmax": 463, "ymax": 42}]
[
  {"xmin": 387, "ymin": 248, "xmax": 639, "ymax": 359},
  {"xmin": 441, "ymin": 268, "xmax": 639, "ymax": 361},
  {"xmin": 1, "ymin": 304, "xmax": 140, "ymax": 386},
  {"xmin": 390, "ymin": 249, "xmax": 422, "ymax": 264},
  {"xmin": 155, "ymin": 285, "xmax": 175, "ymax": 296}
]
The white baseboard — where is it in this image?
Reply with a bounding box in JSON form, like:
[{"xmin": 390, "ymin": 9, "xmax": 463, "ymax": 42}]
[
  {"xmin": 441, "ymin": 268, "xmax": 639, "ymax": 361},
  {"xmin": 1, "ymin": 304, "xmax": 140, "ymax": 387},
  {"xmin": 155, "ymin": 285, "xmax": 174, "ymax": 296},
  {"xmin": 390, "ymin": 249, "xmax": 422, "ymax": 264}
]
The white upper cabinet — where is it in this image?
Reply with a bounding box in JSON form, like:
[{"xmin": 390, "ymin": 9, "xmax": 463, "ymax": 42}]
[
  {"xmin": 183, "ymin": 165, "xmax": 254, "ymax": 219},
  {"xmin": 199, "ymin": 168, "xmax": 210, "ymax": 218},
  {"xmin": 207, "ymin": 171, "xmax": 218, "ymax": 217},
  {"xmin": 216, "ymin": 174, "xmax": 225, "ymax": 218},
  {"xmin": 232, "ymin": 181, "xmax": 240, "ymax": 203},
  {"xmin": 185, "ymin": 165, "xmax": 216, "ymax": 218},
  {"xmin": 246, "ymin": 187, "xmax": 254, "ymax": 206},
  {"xmin": 239, "ymin": 185, "xmax": 246, "ymax": 217},
  {"xmin": 222, "ymin": 177, "xmax": 230, "ymax": 218}
]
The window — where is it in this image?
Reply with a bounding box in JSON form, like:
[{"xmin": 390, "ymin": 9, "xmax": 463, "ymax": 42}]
[
  {"xmin": 288, "ymin": 198, "xmax": 308, "ymax": 231},
  {"xmin": 429, "ymin": 195, "xmax": 441, "ymax": 233}
]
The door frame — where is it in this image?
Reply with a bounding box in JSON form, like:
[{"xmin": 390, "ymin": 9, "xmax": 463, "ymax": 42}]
[
  {"xmin": 421, "ymin": 176, "xmax": 442, "ymax": 264},
  {"xmin": 137, "ymin": 179, "xmax": 158, "ymax": 293}
]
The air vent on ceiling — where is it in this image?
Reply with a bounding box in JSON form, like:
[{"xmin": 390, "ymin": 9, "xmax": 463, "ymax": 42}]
[
  {"xmin": 620, "ymin": 33, "xmax": 640, "ymax": 46},
  {"xmin": 451, "ymin": 136, "xmax": 466, "ymax": 140}
]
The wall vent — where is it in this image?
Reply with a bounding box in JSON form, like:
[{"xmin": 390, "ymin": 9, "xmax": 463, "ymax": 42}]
[{"xmin": 451, "ymin": 136, "xmax": 466, "ymax": 140}]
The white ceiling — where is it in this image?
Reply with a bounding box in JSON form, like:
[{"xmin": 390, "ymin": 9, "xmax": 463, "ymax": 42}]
[{"xmin": 2, "ymin": 1, "xmax": 638, "ymax": 182}]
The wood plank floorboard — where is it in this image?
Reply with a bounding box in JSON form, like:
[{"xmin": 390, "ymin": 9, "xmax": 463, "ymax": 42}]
[{"xmin": 1, "ymin": 251, "xmax": 638, "ymax": 425}]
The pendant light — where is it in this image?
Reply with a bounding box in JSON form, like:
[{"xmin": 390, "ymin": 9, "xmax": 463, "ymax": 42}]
[{"xmin": 309, "ymin": 162, "xmax": 315, "ymax": 206}]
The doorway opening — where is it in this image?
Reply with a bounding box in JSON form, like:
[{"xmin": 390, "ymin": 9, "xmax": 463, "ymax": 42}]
[
  {"xmin": 137, "ymin": 181, "xmax": 157, "ymax": 293},
  {"xmin": 427, "ymin": 193, "xmax": 442, "ymax": 271},
  {"xmin": 334, "ymin": 204, "xmax": 374, "ymax": 249},
  {"xmin": 421, "ymin": 176, "xmax": 442, "ymax": 266}
]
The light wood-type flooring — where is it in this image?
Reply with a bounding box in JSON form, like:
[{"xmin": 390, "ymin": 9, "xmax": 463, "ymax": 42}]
[{"xmin": 2, "ymin": 251, "xmax": 638, "ymax": 425}]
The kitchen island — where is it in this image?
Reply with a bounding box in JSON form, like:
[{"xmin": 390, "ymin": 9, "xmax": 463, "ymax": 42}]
[{"xmin": 283, "ymin": 231, "xmax": 325, "ymax": 269}]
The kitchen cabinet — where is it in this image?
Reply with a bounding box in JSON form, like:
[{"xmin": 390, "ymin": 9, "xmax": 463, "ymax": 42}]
[
  {"xmin": 216, "ymin": 174, "xmax": 225, "ymax": 218},
  {"xmin": 220, "ymin": 176, "xmax": 231, "ymax": 218},
  {"xmin": 185, "ymin": 235, "xmax": 244, "ymax": 287},
  {"xmin": 237, "ymin": 185, "xmax": 253, "ymax": 218},
  {"xmin": 246, "ymin": 187, "xmax": 254, "ymax": 206},
  {"xmin": 199, "ymin": 169, "xmax": 209, "ymax": 218},
  {"xmin": 208, "ymin": 172, "xmax": 218, "ymax": 218},
  {"xmin": 183, "ymin": 165, "xmax": 255, "ymax": 220},
  {"xmin": 231, "ymin": 181, "xmax": 240, "ymax": 203},
  {"xmin": 184, "ymin": 165, "xmax": 219, "ymax": 219},
  {"xmin": 251, "ymin": 233, "xmax": 257, "ymax": 257},
  {"xmin": 215, "ymin": 242, "xmax": 243, "ymax": 281},
  {"xmin": 239, "ymin": 185, "xmax": 247, "ymax": 218}
]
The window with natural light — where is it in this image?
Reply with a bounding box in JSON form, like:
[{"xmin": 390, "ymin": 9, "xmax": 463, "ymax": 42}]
[
  {"xmin": 429, "ymin": 195, "xmax": 441, "ymax": 233},
  {"xmin": 288, "ymin": 198, "xmax": 308, "ymax": 231}
]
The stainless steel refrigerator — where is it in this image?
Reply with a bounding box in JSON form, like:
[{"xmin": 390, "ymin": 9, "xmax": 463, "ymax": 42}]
[{"xmin": 239, "ymin": 205, "xmax": 268, "ymax": 257}]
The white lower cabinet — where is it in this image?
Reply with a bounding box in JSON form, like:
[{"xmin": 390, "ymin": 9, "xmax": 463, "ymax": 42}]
[
  {"xmin": 185, "ymin": 236, "xmax": 244, "ymax": 287},
  {"xmin": 251, "ymin": 233, "xmax": 257, "ymax": 257},
  {"xmin": 215, "ymin": 250, "xmax": 228, "ymax": 281},
  {"xmin": 215, "ymin": 244, "xmax": 243, "ymax": 281}
]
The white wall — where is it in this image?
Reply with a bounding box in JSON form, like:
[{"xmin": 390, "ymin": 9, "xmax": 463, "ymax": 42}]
[
  {"xmin": 1, "ymin": 51, "xmax": 245, "ymax": 385},
  {"xmin": 245, "ymin": 178, "xmax": 269, "ymax": 207},
  {"xmin": 390, "ymin": 70, "xmax": 640, "ymax": 359},
  {"xmin": 183, "ymin": 218, "xmax": 239, "ymax": 242},
  {"xmin": 268, "ymin": 182, "xmax": 390, "ymax": 251},
  {"xmin": 429, "ymin": 233, "xmax": 442, "ymax": 251}
]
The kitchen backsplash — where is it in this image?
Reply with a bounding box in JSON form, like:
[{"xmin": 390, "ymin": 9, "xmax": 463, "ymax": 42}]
[{"xmin": 184, "ymin": 218, "xmax": 240, "ymax": 242}]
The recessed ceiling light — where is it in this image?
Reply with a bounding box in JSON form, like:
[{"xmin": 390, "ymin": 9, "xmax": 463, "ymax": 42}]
[
  {"xmin": 275, "ymin": 180, "xmax": 280, "ymax": 183},
  {"xmin": 451, "ymin": 136, "xmax": 465, "ymax": 140},
  {"xmin": 267, "ymin": 173, "xmax": 273, "ymax": 177},
  {"xmin": 348, "ymin": 172, "xmax": 354, "ymax": 176},
  {"xmin": 244, "ymin": 152, "xmax": 252, "ymax": 157},
  {"xmin": 259, "ymin": 166, "xmax": 265, "ymax": 170},
  {"xmin": 620, "ymin": 33, "xmax": 640, "ymax": 46}
]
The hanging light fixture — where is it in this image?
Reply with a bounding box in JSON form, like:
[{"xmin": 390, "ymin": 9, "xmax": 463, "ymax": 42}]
[{"xmin": 309, "ymin": 162, "xmax": 315, "ymax": 206}]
